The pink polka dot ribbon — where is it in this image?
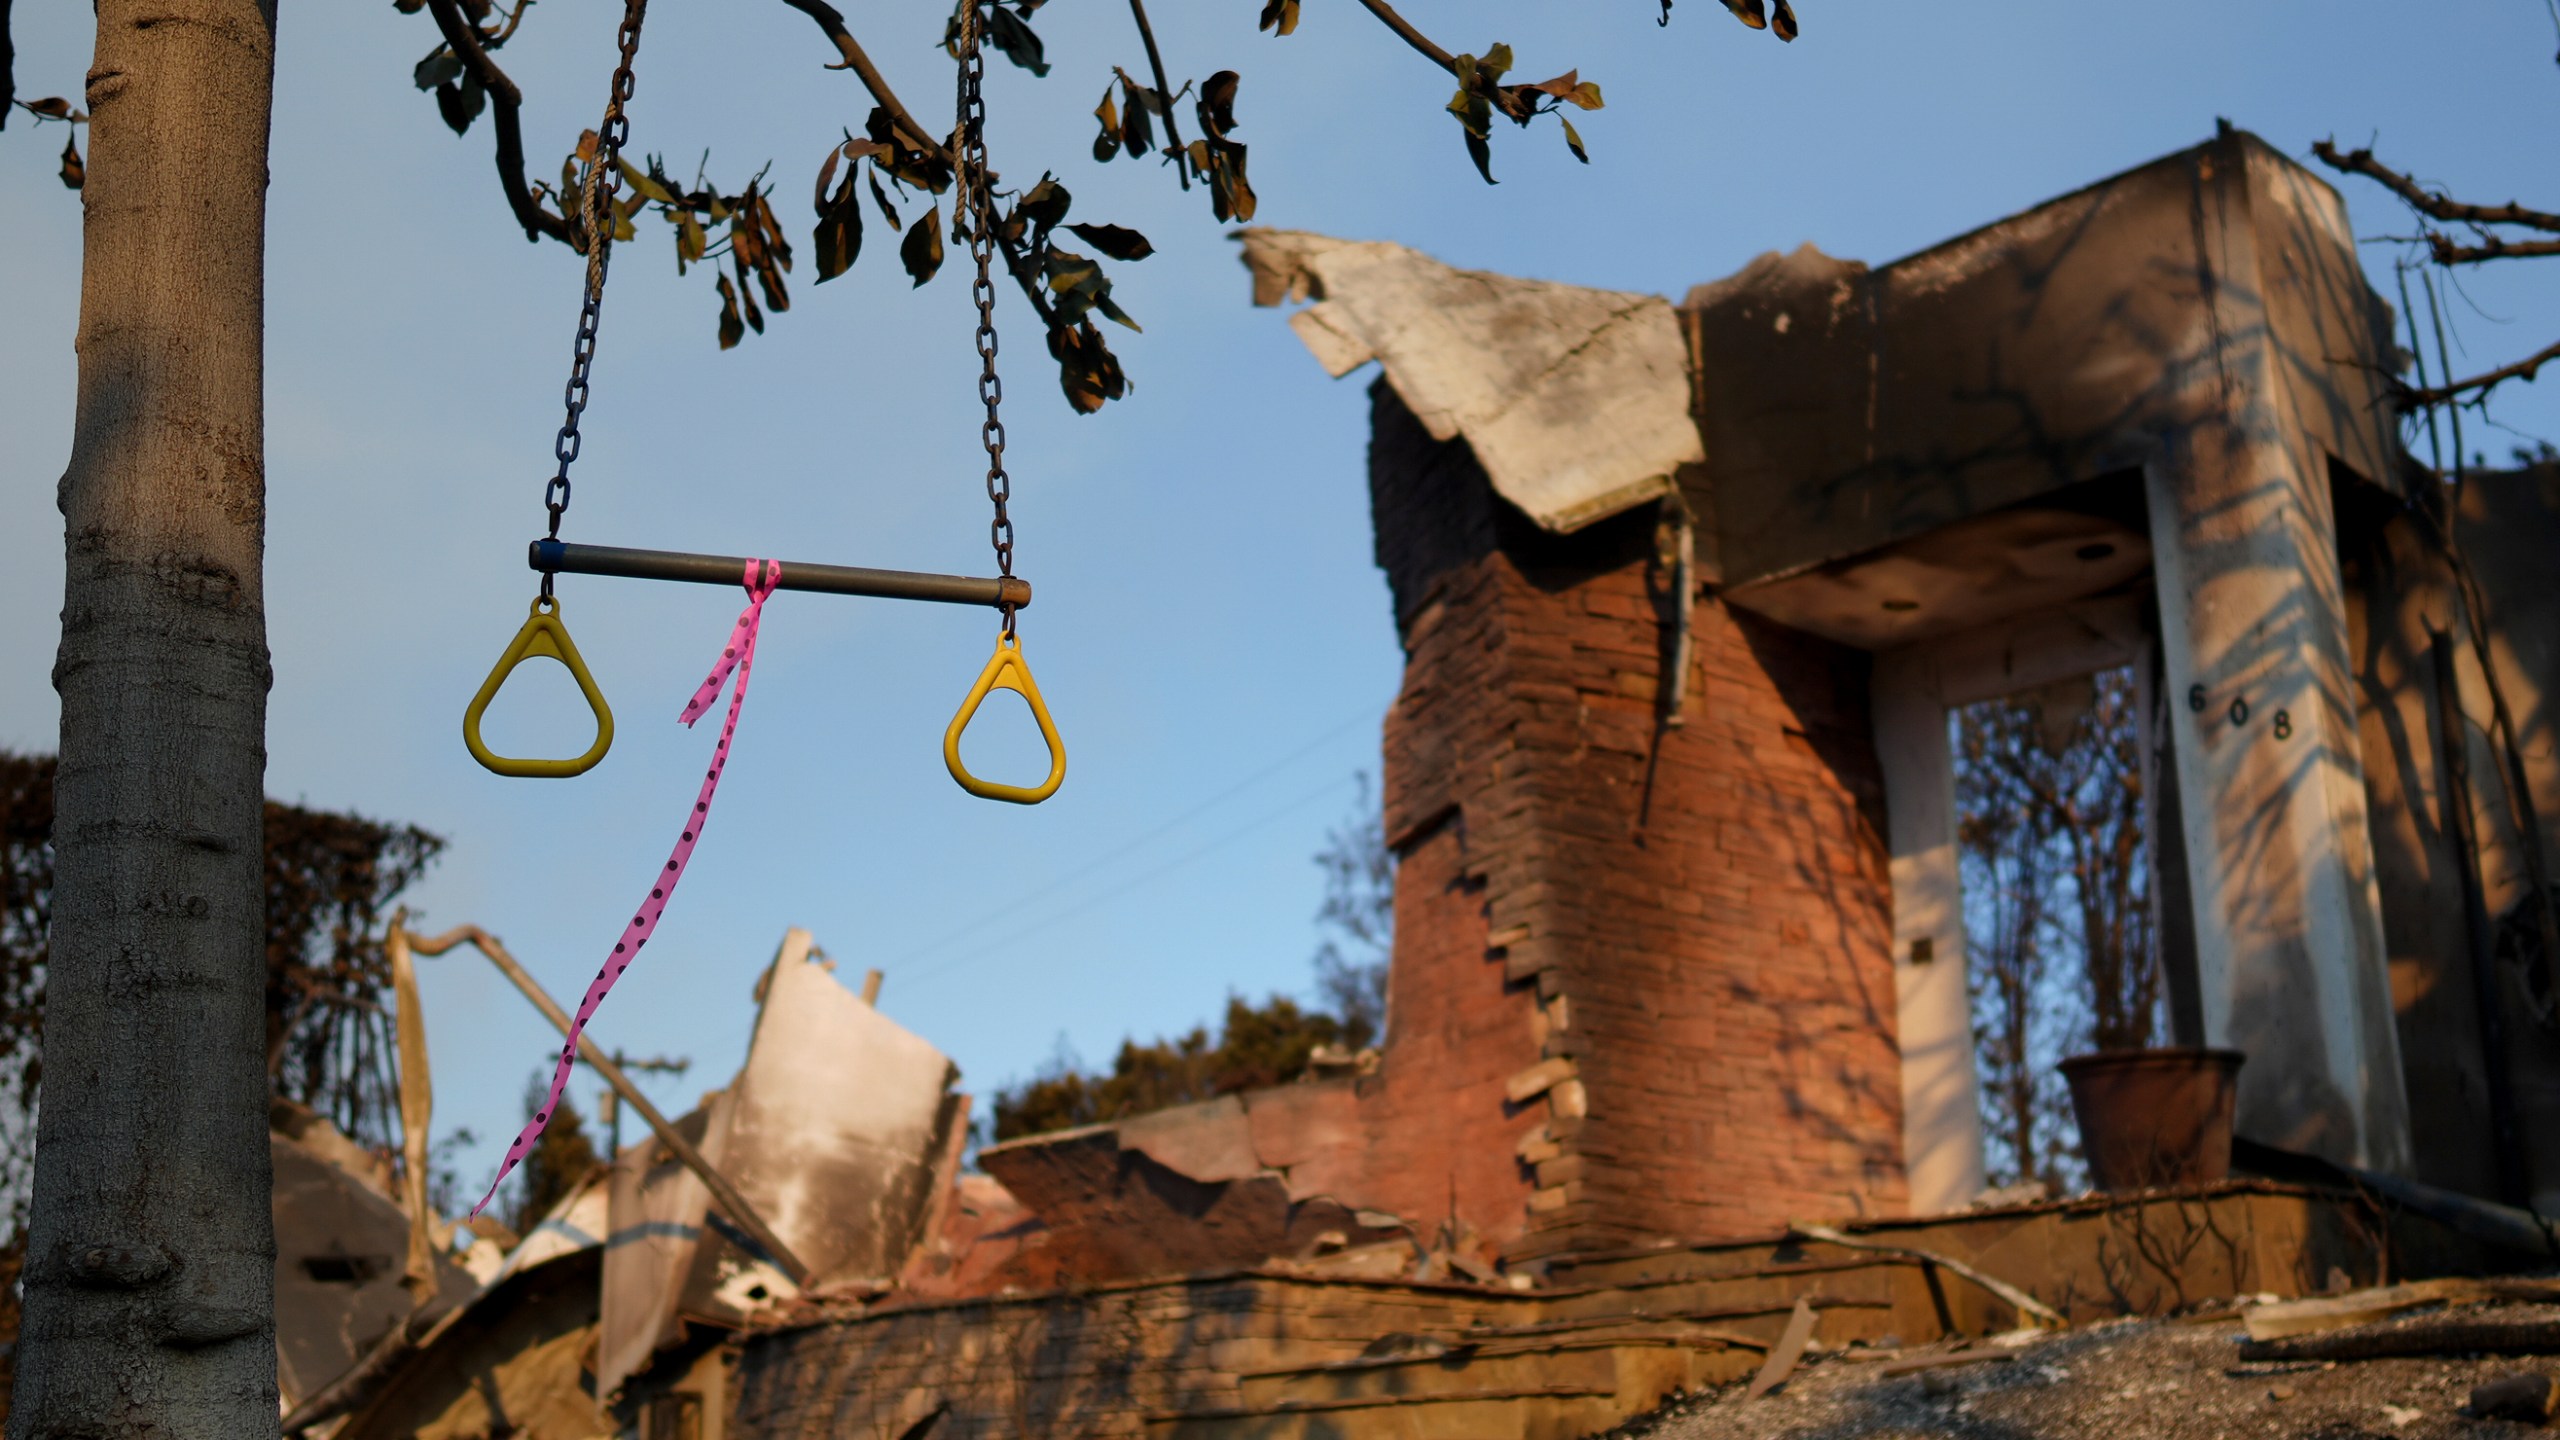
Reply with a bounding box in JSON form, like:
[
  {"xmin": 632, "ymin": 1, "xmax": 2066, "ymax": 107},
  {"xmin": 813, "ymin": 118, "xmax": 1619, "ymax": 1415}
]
[{"xmin": 470, "ymin": 559, "xmax": 782, "ymax": 1218}]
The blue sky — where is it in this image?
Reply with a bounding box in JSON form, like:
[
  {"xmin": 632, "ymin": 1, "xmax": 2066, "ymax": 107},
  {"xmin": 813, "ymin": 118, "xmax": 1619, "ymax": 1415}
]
[{"xmin": 4, "ymin": 0, "xmax": 2557, "ymax": 1186}]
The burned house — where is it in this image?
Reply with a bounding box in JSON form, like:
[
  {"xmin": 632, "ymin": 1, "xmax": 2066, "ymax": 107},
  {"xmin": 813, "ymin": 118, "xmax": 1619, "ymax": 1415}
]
[
  {"xmin": 714, "ymin": 127, "xmax": 2560, "ymax": 1438},
  {"xmin": 302, "ymin": 928, "xmax": 970, "ymax": 1440},
  {"xmin": 954, "ymin": 126, "xmax": 2560, "ymax": 1262},
  {"xmin": 282, "ymin": 128, "xmax": 2560, "ymax": 1439}
]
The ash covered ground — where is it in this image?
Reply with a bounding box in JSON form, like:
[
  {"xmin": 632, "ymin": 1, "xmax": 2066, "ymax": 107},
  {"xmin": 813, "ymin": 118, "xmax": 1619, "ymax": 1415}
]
[{"xmin": 1611, "ymin": 1303, "xmax": 2560, "ymax": 1440}]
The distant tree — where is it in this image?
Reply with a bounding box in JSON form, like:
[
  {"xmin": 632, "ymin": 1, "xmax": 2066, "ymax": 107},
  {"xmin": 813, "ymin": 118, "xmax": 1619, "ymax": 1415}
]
[
  {"xmin": 1312, "ymin": 772, "xmax": 1393, "ymax": 1047},
  {"xmin": 504, "ymin": 1082, "xmax": 600, "ymax": 1236},
  {"xmin": 991, "ymin": 993, "xmax": 1363, "ymax": 1143},
  {"xmin": 0, "ymin": 756, "xmax": 52, "ymax": 1239},
  {"xmin": 423, "ymin": 1125, "xmax": 483, "ymax": 1226},
  {"xmin": 261, "ymin": 804, "xmax": 449, "ymax": 1150},
  {"xmin": 1955, "ymin": 669, "xmax": 2155, "ymax": 1190},
  {"xmin": 0, "ymin": 756, "xmax": 49, "ymax": 1426},
  {"xmin": 1959, "ymin": 731, "xmax": 2063, "ymax": 1190}
]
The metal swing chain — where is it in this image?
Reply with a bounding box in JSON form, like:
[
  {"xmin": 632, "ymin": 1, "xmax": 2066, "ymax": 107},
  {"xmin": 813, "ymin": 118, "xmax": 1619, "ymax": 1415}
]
[
  {"xmin": 540, "ymin": 0, "xmax": 650, "ymax": 598},
  {"xmin": 955, "ymin": 4, "xmax": 1016, "ymax": 635}
]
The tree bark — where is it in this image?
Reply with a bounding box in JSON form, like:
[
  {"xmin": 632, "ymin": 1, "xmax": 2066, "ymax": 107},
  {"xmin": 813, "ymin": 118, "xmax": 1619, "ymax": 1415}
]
[{"xmin": 12, "ymin": 0, "xmax": 279, "ymax": 1433}]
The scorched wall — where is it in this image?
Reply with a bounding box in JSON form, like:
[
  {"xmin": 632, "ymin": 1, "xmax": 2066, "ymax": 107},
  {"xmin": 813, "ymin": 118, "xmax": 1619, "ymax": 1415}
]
[{"xmin": 1367, "ymin": 383, "xmax": 1908, "ymax": 1258}]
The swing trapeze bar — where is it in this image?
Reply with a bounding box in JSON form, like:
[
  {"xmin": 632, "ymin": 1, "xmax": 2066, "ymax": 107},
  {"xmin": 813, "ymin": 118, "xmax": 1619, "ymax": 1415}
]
[{"xmin": 530, "ymin": 539, "xmax": 1032, "ymax": 611}]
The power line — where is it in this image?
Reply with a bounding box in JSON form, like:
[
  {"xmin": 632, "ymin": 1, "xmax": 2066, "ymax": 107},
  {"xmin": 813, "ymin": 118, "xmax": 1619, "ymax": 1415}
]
[
  {"xmin": 892, "ymin": 707, "xmax": 1376, "ymax": 967},
  {"xmin": 896, "ymin": 770, "xmax": 1359, "ymax": 988}
]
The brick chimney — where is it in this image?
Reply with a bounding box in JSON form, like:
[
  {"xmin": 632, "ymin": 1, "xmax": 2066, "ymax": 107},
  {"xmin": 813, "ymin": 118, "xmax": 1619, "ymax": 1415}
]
[{"xmin": 1361, "ymin": 384, "xmax": 1909, "ymax": 1259}]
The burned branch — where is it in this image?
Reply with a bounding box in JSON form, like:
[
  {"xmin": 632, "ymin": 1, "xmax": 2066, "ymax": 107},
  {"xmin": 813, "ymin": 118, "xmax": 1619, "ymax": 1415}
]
[
  {"xmin": 2406, "ymin": 336, "xmax": 2560, "ymax": 410},
  {"xmin": 2431, "ymin": 235, "xmax": 2560, "ymax": 265},
  {"xmin": 2313, "ymin": 140, "xmax": 2560, "ymax": 241},
  {"xmin": 377, "ymin": 0, "xmax": 1611, "ymax": 392},
  {"xmin": 2312, "ymin": 138, "xmax": 2559, "ymax": 407},
  {"xmin": 422, "ymin": 0, "xmax": 572, "ymax": 245},
  {"xmin": 773, "ymin": 0, "xmax": 949, "ymax": 161},
  {"xmin": 1352, "ymin": 0, "xmax": 1478, "ymax": 88},
  {"xmin": 1124, "ymin": 0, "xmax": 1189, "ymax": 188},
  {"xmin": 1342, "ymin": 0, "xmax": 1600, "ymax": 118}
]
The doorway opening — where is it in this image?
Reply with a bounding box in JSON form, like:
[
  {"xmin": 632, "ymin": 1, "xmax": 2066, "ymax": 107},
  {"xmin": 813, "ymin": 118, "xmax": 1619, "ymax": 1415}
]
[{"xmin": 1951, "ymin": 665, "xmax": 2164, "ymax": 1195}]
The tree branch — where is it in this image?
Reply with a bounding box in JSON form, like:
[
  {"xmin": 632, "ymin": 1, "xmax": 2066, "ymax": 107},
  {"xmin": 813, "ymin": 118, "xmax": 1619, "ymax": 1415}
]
[
  {"xmin": 993, "ymin": 229, "xmax": 1057, "ymax": 330},
  {"xmin": 2313, "ymin": 139, "xmax": 2560, "ymax": 408},
  {"xmin": 1355, "ymin": 0, "xmax": 1456, "ymax": 69},
  {"xmin": 423, "ymin": 0, "xmax": 572, "ymax": 245},
  {"xmin": 2433, "ymin": 235, "xmax": 2560, "ymax": 266},
  {"xmin": 764, "ymin": 0, "xmax": 1076, "ymax": 374},
  {"xmin": 418, "ymin": 0, "xmax": 1069, "ymax": 381},
  {"xmin": 1, "ymin": 0, "xmax": 16, "ymax": 130},
  {"xmin": 485, "ymin": 0, "xmax": 532, "ymax": 48},
  {"xmin": 772, "ymin": 0, "xmax": 952, "ymax": 163},
  {"xmin": 1125, "ymin": 0, "xmax": 1189, "ymax": 189},
  {"xmin": 2313, "ymin": 139, "xmax": 2560, "ymax": 236},
  {"xmin": 2406, "ymin": 335, "xmax": 2560, "ymax": 409},
  {"xmin": 1351, "ymin": 0, "xmax": 1531, "ymax": 121}
]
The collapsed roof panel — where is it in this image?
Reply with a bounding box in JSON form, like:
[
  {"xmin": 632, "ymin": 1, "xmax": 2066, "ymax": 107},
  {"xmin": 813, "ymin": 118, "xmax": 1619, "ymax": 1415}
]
[
  {"xmin": 977, "ymin": 1114, "xmax": 1406, "ymax": 1287},
  {"xmin": 715, "ymin": 927, "xmax": 964, "ymax": 1290},
  {"xmin": 599, "ymin": 1091, "xmax": 730, "ymax": 1399},
  {"xmin": 1239, "ymin": 229, "xmax": 1702, "ymax": 535},
  {"xmin": 598, "ymin": 928, "xmax": 963, "ymax": 1398},
  {"xmin": 271, "ymin": 1130, "xmax": 477, "ymax": 1415},
  {"xmin": 490, "ymin": 1164, "xmax": 609, "ymax": 1285}
]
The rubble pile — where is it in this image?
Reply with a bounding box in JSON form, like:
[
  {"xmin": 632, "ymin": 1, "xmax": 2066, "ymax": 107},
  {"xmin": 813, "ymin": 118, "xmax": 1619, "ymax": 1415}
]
[{"xmin": 1617, "ymin": 1292, "xmax": 2560, "ymax": 1440}]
